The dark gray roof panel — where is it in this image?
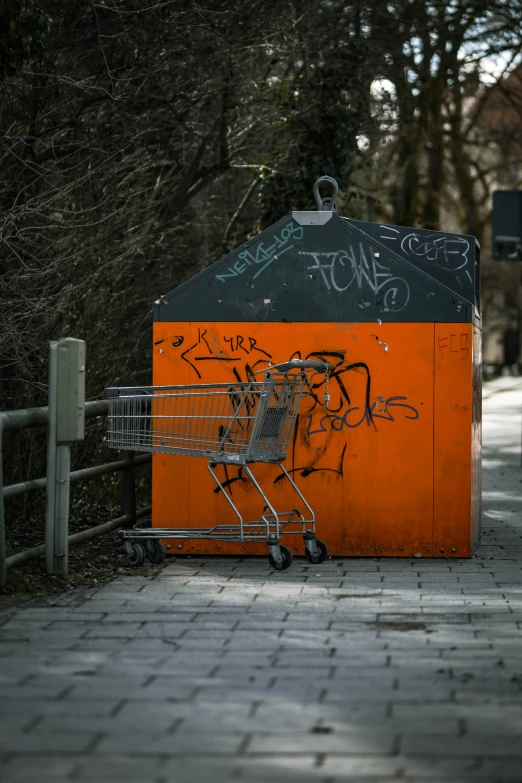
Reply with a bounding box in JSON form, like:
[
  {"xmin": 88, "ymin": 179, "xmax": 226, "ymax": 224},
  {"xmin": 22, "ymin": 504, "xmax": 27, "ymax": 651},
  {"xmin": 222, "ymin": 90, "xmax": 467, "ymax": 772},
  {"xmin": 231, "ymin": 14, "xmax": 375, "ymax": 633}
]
[
  {"xmin": 347, "ymin": 219, "xmax": 480, "ymax": 314},
  {"xmin": 154, "ymin": 214, "xmax": 476, "ymax": 323}
]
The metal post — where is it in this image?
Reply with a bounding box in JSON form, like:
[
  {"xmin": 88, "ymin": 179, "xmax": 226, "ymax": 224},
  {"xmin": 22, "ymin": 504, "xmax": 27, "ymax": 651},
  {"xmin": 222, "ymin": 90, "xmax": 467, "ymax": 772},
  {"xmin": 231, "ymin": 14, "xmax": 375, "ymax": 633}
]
[
  {"xmin": 45, "ymin": 341, "xmax": 58, "ymax": 573},
  {"xmin": 54, "ymin": 444, "xmax": 71, "ymax": 573},
  {"xmin": 0, "ymin": 418, "xmax": 6, "ymax": 589},
  {"xmin": 120, "ymin": 450, "xmax": 136, "ymax": 528},
  {"xmin": 45, "ymin": 338, "xmax": 86, "ymax": 574}
]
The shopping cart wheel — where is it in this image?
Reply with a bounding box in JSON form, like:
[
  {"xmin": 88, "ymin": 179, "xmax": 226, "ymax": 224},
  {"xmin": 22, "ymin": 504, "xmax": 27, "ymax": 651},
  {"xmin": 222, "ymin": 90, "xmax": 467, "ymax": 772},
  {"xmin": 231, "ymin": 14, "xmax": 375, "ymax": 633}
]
[
  {"xmin": 268, "ymin": 544, "xmax": 293, "ymax": 571},
  {"xmin": 304, "ymin": 539, "xmax": 328, "ymax": 565},
  {"xmin": 126, "ymin": 542, "xmax": 145, "ymax": 567},
  {"xmin": 147, "ymin": 540, "xmax": 166, "ymax": 565}
]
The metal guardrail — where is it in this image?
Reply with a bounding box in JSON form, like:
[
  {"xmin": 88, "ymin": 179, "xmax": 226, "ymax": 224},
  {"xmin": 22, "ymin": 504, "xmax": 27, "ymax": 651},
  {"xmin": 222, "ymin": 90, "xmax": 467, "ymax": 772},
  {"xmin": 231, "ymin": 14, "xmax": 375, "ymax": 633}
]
[{"xmin": 0, "ymin": 400, "xmax": 151, "ymax": 588}]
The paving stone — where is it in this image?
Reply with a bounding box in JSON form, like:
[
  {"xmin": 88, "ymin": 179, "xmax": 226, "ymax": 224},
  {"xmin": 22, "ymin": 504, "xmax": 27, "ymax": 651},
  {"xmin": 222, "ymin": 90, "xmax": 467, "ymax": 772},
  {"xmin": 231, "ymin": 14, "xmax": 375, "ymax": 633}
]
[
  {"xmin": 160, "ymin": 756, "xmax": 292, "ymax": 783},
  {"xmin": 0, "ymin": 683, "xmax": 72, "ymax": 700},
  {"xmin": 0, "ymin": 697, "xmax": 122, "ymax": 718},
  {"xmin": 193, "ymin": 683, "xmax": 325, "ymax": 701},
  {"xmin": 30, "ymin": 713, "xmax": 176, "ymax": 736},
  {"xmin": 64, "ymin": 680, "xmax": 196, "ymax": 700},
  {"xmin": 116, "ymin": 698, "xmax": 253, "ymax": 722},
  {"xmin": 398, "ymin": 755, "xmax": 488, "ymax": 779},
  {"xmin": 247, "ymin": 731, "xmax": 396, "ymax": 753},
  {"xmin": 0, "ymin": 729, "xmax": 96, "ymax": 753},
  {"xmin": 0, "ymin": 756, "xmax": 79, "ymax": 783},
  {"xmin": 400, "ymin": 733, "xmax": 522, "ymax": 756},
  {"xmin": 7, "ymin": 610, "xmax": 106, "ymax": 622},
  {"xmin": 72, "ymin": 754, "xmax": 165, "ymax": 782},
  {"xmin": 479, "ymin": 759, "xmax": 522, "ymax": 782},
  {"xmin": 320, "ymin": 756, "xmax": 404, "ymax": 777},
  {"xmin": 96, "ymin": 732, "xmax": 243, "ymax": 754}
]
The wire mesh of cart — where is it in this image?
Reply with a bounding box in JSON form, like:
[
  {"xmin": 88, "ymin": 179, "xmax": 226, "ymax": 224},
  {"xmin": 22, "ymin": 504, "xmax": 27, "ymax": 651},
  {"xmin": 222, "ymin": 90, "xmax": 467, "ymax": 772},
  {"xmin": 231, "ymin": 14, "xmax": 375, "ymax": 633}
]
[{"xmin": 105, "ymin": 359, "xmax": 332, "ymax": 570}]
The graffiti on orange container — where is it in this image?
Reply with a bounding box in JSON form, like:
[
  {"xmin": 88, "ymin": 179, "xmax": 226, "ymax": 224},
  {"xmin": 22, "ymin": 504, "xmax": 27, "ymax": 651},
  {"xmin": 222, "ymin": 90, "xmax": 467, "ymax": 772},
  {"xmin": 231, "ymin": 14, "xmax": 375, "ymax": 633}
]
[
  {"xmin": 307, "ymin": 395, "xmax": 419, "ymax": 436},
  {"xmin": 169, "ymin": 334, "xmax": 420, "ymax": 493},
  {"xmin": 179, "ymin": 327, "xmax": 273, "ymax": 378},
  {"xmin": 437, "ymin": 332, "xmax": 469, "ymax": 360}
]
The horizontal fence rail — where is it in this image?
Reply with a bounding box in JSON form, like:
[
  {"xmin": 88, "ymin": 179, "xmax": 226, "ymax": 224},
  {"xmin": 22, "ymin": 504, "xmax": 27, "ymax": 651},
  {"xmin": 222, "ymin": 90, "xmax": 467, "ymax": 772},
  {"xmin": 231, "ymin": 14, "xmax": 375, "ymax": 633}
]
[
  {"xmin": 4, "ymin": 453, "xmax": 152, "ymax": 498},
  {"xmin": 0, "ymin": 400, "xmax": 109, "ymax": 431},
  {"xmin": 0, "ymin": 399, "xmax": 152, "ymax": 588}
]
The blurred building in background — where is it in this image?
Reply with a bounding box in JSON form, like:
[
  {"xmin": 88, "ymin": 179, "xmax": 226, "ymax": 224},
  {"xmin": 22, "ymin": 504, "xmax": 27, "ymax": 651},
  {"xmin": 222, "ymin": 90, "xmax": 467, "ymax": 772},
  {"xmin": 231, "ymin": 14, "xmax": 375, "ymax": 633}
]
[{"xmin": 463, "ymin": 64, "xmax": 522, "ymax": 372}]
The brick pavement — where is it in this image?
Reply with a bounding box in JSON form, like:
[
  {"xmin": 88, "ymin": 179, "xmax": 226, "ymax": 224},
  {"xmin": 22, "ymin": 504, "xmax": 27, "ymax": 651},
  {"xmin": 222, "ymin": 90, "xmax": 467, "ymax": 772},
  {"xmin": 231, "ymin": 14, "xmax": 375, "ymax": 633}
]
[{"xmin": 1, "ymin": 379, "xmax": 521, "ymax": 783}]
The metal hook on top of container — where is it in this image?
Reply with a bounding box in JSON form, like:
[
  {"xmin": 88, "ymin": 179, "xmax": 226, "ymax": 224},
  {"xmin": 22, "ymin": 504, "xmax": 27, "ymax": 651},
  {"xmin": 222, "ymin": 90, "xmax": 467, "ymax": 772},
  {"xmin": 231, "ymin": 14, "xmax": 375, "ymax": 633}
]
[{"xmin": 313, "ymin": 176, "xmax": 339, "ymax": 213}]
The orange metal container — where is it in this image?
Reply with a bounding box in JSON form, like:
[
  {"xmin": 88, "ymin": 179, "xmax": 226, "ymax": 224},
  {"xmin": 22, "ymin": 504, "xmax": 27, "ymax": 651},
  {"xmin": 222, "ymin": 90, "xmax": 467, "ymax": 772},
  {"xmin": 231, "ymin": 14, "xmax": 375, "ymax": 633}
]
[
  {"xmin": 151, "ymin": 213, "xmax": 481, "ymax": 557},
  {"xmin": 152, "ymin": 321, "xmax": 481, "ymax": 558}
]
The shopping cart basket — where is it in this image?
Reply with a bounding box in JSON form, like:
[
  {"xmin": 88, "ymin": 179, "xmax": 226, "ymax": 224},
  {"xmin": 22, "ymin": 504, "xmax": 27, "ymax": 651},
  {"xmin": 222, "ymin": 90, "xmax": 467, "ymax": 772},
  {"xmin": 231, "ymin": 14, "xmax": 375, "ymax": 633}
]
[{"xmin": 105, "ymin": 359, "xmax": 332, "ymax": 570}]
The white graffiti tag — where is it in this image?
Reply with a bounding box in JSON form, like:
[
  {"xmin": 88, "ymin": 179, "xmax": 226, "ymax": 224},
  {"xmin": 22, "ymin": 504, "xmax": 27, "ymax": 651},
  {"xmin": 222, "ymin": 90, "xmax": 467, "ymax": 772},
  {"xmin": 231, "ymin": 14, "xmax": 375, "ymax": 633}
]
[
  {"xmin": 299, "ymin": 244, "xmax": 410, "ymax": 313},
  {"xmin": 401, "ymin": 233, "xmax": 469, "ymax": 271},
  {"xmin": 215, "ymin": 221, "xmax": 303, "ymax": 283}
]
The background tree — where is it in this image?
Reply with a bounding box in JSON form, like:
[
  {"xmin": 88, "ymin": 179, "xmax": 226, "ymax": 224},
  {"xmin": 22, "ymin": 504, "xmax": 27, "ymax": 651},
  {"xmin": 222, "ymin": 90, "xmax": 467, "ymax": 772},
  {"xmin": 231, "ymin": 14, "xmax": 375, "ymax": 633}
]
[
  {"xmin": 0, "ymin": 0, "xmax": 374, "ymax": 493},
  {"xmin": 357, "ymin": 0, "xmax": 522, "ymax": 350},
  {"xmin": 2, "ymin": 0, "xmax": 522, "ymax": 497}
]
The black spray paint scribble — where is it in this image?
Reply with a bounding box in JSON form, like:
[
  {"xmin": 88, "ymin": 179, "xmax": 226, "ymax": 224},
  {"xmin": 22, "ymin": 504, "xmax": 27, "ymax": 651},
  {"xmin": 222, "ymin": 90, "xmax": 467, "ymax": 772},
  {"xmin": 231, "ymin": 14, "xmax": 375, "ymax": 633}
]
[
  {"xmin": 292, "ymin": 349, "xmax": 375, "ymax": 429},
  {"xmin": 307, "ymin": 396, "xmax": 419, "ymax": 436},
  {"xmin": 181, "ymin": 328, "xmax": 273, "ymax": 379},
  {"xmin": 214, "ymin": 443, "xmax": 349, "ymax": 496},
  {"xmin": 274, "ymin": 443, "xmax": 348, "ymax": 484},
  {"xmin": 172, "ymin": 337, "xmax": 419, "ymax": 492},
  {"xmin": 213, "ymin": 349, "xmax": 378, "ymax": 494}
]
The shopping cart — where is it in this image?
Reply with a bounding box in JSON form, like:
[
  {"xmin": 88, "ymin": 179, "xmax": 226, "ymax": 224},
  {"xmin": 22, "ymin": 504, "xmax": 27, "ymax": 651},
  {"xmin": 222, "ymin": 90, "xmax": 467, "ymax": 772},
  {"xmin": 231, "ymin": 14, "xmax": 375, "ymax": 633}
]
[{"xmin": 105, "ymin": 359, "xmax": 332, "ymax": 570}]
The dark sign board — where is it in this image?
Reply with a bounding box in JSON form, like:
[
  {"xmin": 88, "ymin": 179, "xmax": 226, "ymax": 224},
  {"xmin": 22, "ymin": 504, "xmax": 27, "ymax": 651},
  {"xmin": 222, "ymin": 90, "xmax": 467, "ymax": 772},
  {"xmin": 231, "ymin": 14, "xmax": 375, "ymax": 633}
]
[{"xmin": 492, "ymin": 190, "xmax": 522, "ymax": 261}]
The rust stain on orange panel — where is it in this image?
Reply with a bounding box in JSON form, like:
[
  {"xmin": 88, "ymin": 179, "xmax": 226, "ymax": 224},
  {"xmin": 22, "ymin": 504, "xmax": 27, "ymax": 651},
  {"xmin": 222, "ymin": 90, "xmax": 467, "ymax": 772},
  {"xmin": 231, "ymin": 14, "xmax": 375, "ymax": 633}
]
[
  {"xmin": 152, "ymin": 322, "xmax": 435, "ymax": 557},
  {"xmin": 433, "ymin": 324, "xmax": 473, "ymax": 557}
]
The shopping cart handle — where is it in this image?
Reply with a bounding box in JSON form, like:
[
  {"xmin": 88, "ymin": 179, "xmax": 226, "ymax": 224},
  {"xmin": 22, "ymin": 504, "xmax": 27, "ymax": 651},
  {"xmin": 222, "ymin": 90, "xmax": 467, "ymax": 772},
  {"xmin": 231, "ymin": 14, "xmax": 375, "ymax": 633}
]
[{"xmin": 270, "ymin": 360, "xmax": 335, "ymax": 373}]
